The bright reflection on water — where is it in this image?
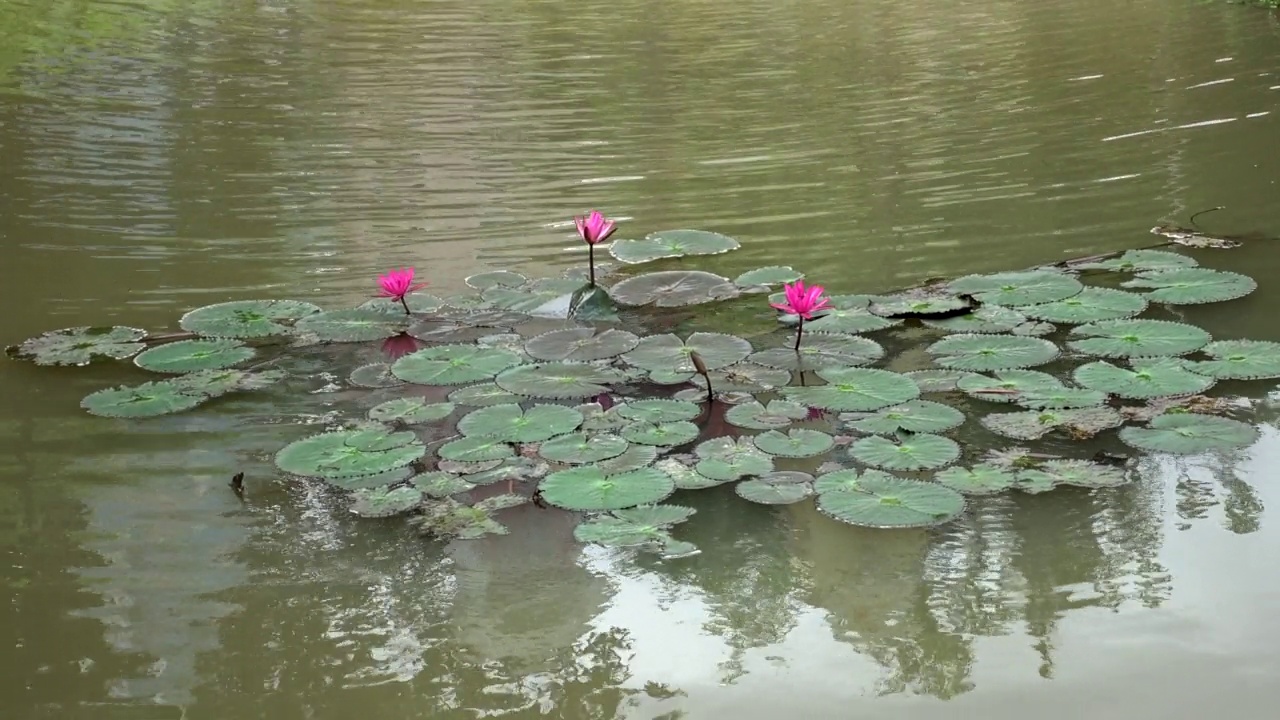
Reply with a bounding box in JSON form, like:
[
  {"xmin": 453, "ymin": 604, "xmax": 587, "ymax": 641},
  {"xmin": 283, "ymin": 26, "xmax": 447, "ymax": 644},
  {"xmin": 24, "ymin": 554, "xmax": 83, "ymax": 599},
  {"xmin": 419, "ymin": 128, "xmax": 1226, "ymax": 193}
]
[{"xmin": 2, "ymin": 0, "xmax": 1280, "ymax": 717}]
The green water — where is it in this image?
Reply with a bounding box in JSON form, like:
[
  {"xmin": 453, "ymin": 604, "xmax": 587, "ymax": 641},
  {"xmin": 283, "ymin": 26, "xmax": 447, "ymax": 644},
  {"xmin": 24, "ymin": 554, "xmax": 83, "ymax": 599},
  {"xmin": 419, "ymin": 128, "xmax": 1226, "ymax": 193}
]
[{"xmin": 3, "ymin": 0, "xmax": 1280, "ymax": 717}]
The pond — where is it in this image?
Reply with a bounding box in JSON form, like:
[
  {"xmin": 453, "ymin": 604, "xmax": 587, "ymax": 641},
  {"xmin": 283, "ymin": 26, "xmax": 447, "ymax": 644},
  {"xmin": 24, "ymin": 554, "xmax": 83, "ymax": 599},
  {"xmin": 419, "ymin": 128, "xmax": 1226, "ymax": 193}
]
[{"xmin": 3, "ymin": 0, "xmax": 1280, "ymax": 717}]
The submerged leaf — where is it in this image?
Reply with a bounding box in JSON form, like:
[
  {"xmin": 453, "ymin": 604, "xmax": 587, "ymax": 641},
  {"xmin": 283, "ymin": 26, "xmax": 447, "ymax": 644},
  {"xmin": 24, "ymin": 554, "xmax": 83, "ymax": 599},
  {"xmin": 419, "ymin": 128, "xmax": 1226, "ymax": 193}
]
[
  {"xmin": 350, "ymin": 363, "xmax": 402, "ymax": 389},
  {"xmin": 11, "ymin": 326, "xmax": 147, "ymax": 366},
  {"xmin": 816, "ymin": 475, "xmax": 965, "ymax": 528},
  {"xmin": 495, "ymin": 363, "xmax": 625, "ymax": 399},
  {"xmin": 935, "ymin": 464, "xmax": 1018, "ymax": 496},
  {"xmin": 609, "ymin": 229, "xmax": 740, "ymax": 264},
  {"xmin": 171, "ymin": 368, "xmax": 283, "ymax": 397},
  {"xmin": 609, "ymin": 270, "xmax": 740, "ymax": 307},
  {"xmin": 457, "ymin": 403, "xmax": 583, "ymax": 442},
  {"xmin": 1014, "ymin": 388, "xmax": 1108, "ymax": 410},
  {"xmin": 81, "ymin": 380, "xmax": 209, "ymax": 418},
  {"xmin": 736, "ymin": 472, "xmax": 815, "ymax": 505},
  {"xmin": 749, "ymin": 334, "xmax": 884, "ymax": 371},
  {"xmin": 411, "ymin": 471, "xmax": 473, "ymax": 498},
  {"xmin": 841, "ymin": 400, "xmax": 966, "ymax": 435},
  {"xmin": 525, "ymin": 327, "xmax": 639, "ymax": 362},
  {"xmin": 392, "ymin": 345, "xmax": 523, "ymax": 386},
  {"xmin": 1123, "ymin": 268, "xmax": 1256, "ymax": 305},
  {"xmin": 981, "ymin": 407, "xmax": 1122, "ymax": 441},
  {"xmin": 724, "ymin": 399, "xmax": 810, "ymax": 430},
  {"xmin": 539, "ymin": 466, "xmax": 675, "ymax": 511},
  {"xmin": 350, "ymin": 486, "xmax": 423, "ymax": 518},
  {"xmin": 1075, "ymin": 249, "xmax": 1197, "ymax": 273},
  {"xmin": 180, "ymin": 299, "xmax": 322, "ymax": 338},
  {"xmin": 1068, "ymin": 319, "xmax": 1210, "ymax": 358},
  {"xmin": 947, "ymin": 270, "xmax": 1083, "ymax": 307},
  {"xmin": 754, "ymin": 428, "xmax": 835, "ymax": 458},
  {"xmin": 412, "ymin": 499, "xmax": 509, "ymax": 540},
  {"xmin": 275, "ymin": 428, "xmax": 423, "ymax": 480},
  {"xmin": 133, "ymin": 338, "xmax": 254, "ymax": 374},
  {"xmin": 927, "ymin": 334, "xmax": 1059, "ymax": 372},
  {"xmin": 1015, "ymin": 459, "xmax": 1128, "ymax": 493},
  {"xmin": 782, "ymin": 367, "xmax": 921, "ymax": 412},
  {"xmin": 623, "ymin": 332, "xmax": 752, "ymax": 372},
  {"xmin": 1074, "ymin": 359, "xmax": 1215, "ymax": 399},
  {"xmin": 368, "ymin": 398, "xmax": 455, "ymax": 424},
  {"xmin": 1022, "ymin": 287, "xmax": 1148, "ymax": 324},
  {"xmin": 1119, "ymin": 413, "xmax": 1257, "ymax": 454},
  {"xmin": 1189, "ymin": 340, "xmax": 1280, "ymax": 380},
  {"xmin": 848, "ymin": 433, "xmax": 960, "ymax": 471}
]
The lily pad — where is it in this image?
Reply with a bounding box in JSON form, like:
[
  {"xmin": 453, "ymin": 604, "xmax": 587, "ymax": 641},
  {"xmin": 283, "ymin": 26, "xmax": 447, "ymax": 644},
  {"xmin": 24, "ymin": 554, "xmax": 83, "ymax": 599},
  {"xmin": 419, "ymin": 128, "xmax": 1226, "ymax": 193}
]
[
  {"xmin": 947, "ymin": 271, "xmax": 1083, "ymax": 307},
  {"xmin": 1119, "ymin": 413, "xmax": 1257, "ymax": 454},
  {"xmin": 816, "ymin": 475, "xmax": 965, "ymax": 528},
  {"xmin": 357, "ymin": 293, "xmax": 446, "ymax": 314},
  {"xmin": 180, "ymin": 299, "xmax": 322, "ymax": 338},
  {"xmin": 848, "ymin": 433, "xmax": 960, "ymax": 471},
  {"xmin": 608, "ymin": 270, "xmax": 740, "ymax": 307},
  {"xmin": 1074, "ymin": 359, "xmax": 1215, "ymax": 399},
  {"xmin": 1122, "ymin": 268, "xmax": 1256, "ymax": 305},
  {"xmin": 923, "ymin": 306, "xmax": 1028, "ymax": 334},
  {"xmin": 749, "ymin": 334, "xmax": 884, "ymax": 371},
  {"xmin": 1068, "ymin": 319, "xmax": 1210, "ymax": 358},
  {"xmin": 411, "ymin": 471, "xmax": 474, "ymax": 498},
  {"xmin": 870, "ymin": 292, "xmax": 973, "ymax": 318},
  {"xmin": 368, "ymin": 398, "xmax": 455, "ymax": 424},
  {"xmin": 655, "ymin": 458, "xmax": 725, "ymax": 490},
  {"xmin": 466, "ymin": 270, "xmax": 528, "ymax": 290},
  {"xmin": 616, "ymin": 399, "xmax": 702, "ymax": 423},
  {"xmin": 482, "ymin": 278, "xmax": 586, "ymax": 314},
  {"xmin": 448, "ymin": 383, "xmax": 520, "ymax": 406},
  {"xmin": 957, "ymin": 369, "xmax": 1065, "ymax": 403},
  {"xmin": 724, "ymin": 400, "xmax": 810, "ymax": 430},
  {"xmin": 437, "ymin": 436, "xmax": 514, "ymax": 463},
  {"xmin": 735, "ymin": 266, "xmax": 804, "ymax": 288},
  {"xmin": 812, "ymin": 467, "xmax": 895, "ymax": 494},
  {"xmin": 935, "ymin": 464, "xmax": 1018, "ymax": 496},
  {"xmin": 782, "ymin": 367, "xmax": 921, "ymax": 412},
  {"xmin": 800, "ymin": 295, "xmax": 902, "ymax": 334},
  {"xmin": 539, "ymin": 466, "xmax": 675, "ymax": 511},
  {"xmin": 457, "ymin": 404, "xmax": 583, "ymax": 442},
  {"xmin": 392, "ymin": 345, "xmax": 523, "ymax": 386},
  {"xmin": 691, "ymin": 363, "xmax": 793, "ymax": 395},
  {"xmin": 350, "ymin": 363, "xmax": 402, "ymax": 389},
  {"xmin": 735, "ymin": 472, "xmax": 814, "ymax": 505},
  {"xmin": 1011, "ymin": 321, "xmax": 1057, "ymax": 337},
  {"xmin": 171, "ymin": 368, "xmax": 283, "ymax": 397},
  {"xmin": 10, "ymin": 326, "xmax": 147, "ymax": 366},
  {"xmin": 295, "ymin": 309, "xmax": 409, "ymax": 342},
  {"xmin": 466, "ymin": 459, "xmax": 550, "ymax": 486},
  {"xmin": 905, "ymin": 369, "xmax": 980, "ymax": 393},
  {"xmin": 594, "ymin": 445, "xmax": 660, "ymax": 475},
  {"xmin": 927, "ymin": 334, "xmax": 1059, "ymax": 372},
  {"xmin": 694, "ymin": 437, "xmax": 774, "ymax": 482},
  {"xmin": 623, "ymin": 332, "xmax": 752, "ymax": 372},
  {"xmin": 539, "ymin": 433, "xmax": 630, "ymax": 464},
  {"xmin": 133, "ymin": 338, "xmax": 255, "ymax": 374},
  {"xmin": 841, "ymin": 400, "xmax": 966, "ymax": 435},
  {"xmin": 350, "ymin": 486, "xmax": 423, "ymax": 518},
  {"xmin": 275, "ymin": 428, "xmax": 423, "ymax": 480},
  {"xmin": 1014, "ymin": 388, "xmax": 1108, "ymax": 410},
  {"xmin": 1075, "ymin": 249, "xmax": 1197, "ymax": 272},
  {"xmin": 1022, "ymin": 287, "xmax": 1148, "ymax": 324},
  {"xmin": 525, "ymin": 327, "xmax": 639, "ymax": 362},
  {"xmin": 1188, "ymin": 340, "xmax": 1280, "ymax": 380},
  {"xmin": 609, "ymin": 229, "xmax": 740, "ymax": 264},
  {"xmin": 1015, "ymin": 459, "xmax": 1128, "ymax": 493},
  {"xmin": 620, "ymin": 421, "xmax": 700, "ymax": 447},
  {"xmin": 81, "ymin": 380, "xmax": 209, "ymax": 418},
  {"xmin": 574, "ymin": 505, "xmax": 695, "ymax": 547},
  {"xmin": 495, "ymin": 363, "xmax": 625, "ymax": 399},
  {"xmin": 981, "ymin": 407, "xmax": 1122, "ymax": 441},
  {"xmin": 754, "ymin": 428, "xmax": 834, "ymax": 458}
]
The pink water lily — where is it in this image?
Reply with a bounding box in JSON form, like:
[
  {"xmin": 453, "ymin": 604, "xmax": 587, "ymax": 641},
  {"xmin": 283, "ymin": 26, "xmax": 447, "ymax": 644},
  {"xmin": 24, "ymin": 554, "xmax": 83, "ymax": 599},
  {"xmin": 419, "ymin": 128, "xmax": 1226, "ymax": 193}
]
[
  {"xmin": 770, "ymin": 280, "xmax": 830, "ymax": 351},
  {"xmin": 377, "ymin": 267, "xmax": 426, "ymax": 314},
  {"xmin": 574, "ymin": 210, "xmax": 617, "ymax": 287}
]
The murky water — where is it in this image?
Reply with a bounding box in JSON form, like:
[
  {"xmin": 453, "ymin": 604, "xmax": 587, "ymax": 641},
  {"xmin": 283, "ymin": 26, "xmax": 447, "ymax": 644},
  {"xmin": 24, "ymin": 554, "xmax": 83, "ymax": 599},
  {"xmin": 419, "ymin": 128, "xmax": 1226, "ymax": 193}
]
[{"xmin": 3, "ymin": 0, "xmax": 1280, "ymax": 717}]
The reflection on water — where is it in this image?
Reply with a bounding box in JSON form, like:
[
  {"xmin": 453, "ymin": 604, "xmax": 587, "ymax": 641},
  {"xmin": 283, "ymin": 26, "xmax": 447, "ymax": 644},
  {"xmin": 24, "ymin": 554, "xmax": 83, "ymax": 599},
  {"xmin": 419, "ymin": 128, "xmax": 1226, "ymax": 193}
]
[{"xmin": 3, "ymin": 0, "xmax": 1280, "ymax": 717}]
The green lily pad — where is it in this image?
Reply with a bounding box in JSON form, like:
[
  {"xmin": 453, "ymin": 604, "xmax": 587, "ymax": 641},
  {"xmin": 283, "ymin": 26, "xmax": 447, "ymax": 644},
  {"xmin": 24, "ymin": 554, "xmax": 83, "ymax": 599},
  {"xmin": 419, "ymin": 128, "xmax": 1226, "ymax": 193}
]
[
  {"xmin": 180, "ymin": 299, "xmax": 322, "ymax": 338},
  {"xmin": 10, "ymin": 326, "xmax": 147, "ymax": 366},
  {"xmin": 620, "ymin": 421, "xmax": 700, "ymax": 447},
  {"xmin": 1022, "ymin": 287, "xmax": 1149, "ymax": 324},
  {"xmin": 1188, "ymin": 340, "xmax": 1280, "ymax": 380},
  {"xmin": 735, "ymin": 266, "xmax": 804, "ymax": 287},
  {"xmin": 437, "ymin": 459, "xmax": 503, "ymax": 476},
  {"xmin": 724, "ymin": 400, "xmax": 810, "ymax": 430},
  {"xmin": 437, "ymin": 436, "xmax": 514, "ymax": 463},
  {"xmin": 495, "ymin": 363, "xmax": 625, "ymax": 399},
  {"xmin": 812, "ymin": 467, "xmax": 898, "ymax": 494},
  {"xmin": 524, "ymin": 328, "xmax": 639, "ymax": 362},
  {"xmin": 412, "ymin": 499, "xmax": 510, "ymax": 540},
  {"xmin": 574, "ymin": 505, "xmax": 695, "ymax": 547},
  {"xmin": 926, "ymin": 334, "xmax": 1059, "ymax": 371},
  {"xmin": 594, "ymin": 445, "xmax": 660, "ymax": 475},
  {"xmin": 1012, "ymin": 321, "xmax": 1057, "ymax": 337},
  {"xmin": 1068, "ymin": 319, "xmax": 1210, "ymax": 358},
  {"xmin": 623, "ymin": 332, "xmax": 752, "ymax": 372},
  {"xmin": 923, "ymin": 306, "xmax": 1028, "ymax": 334},
  {"xmin": 905, "ymin": 369, "xmax": 981, "ymax": 393},
  {"xmin": 539, "ymin": 433, "xmax": 630, "ymax": 464},
  {"xmin": 463, "ymin": 458, "xmax": 550, "ymax": 486},
  {"xmin": 448, "ymin": 383, "xmax": 520, "ymax": 406},
  {"xmin": 325, "ymin": 467, "xmax": 415, "ymax": 491},
  {"xmin": 957, "ymin": 369, "xmax": 1065, "ymax": 403},
  {"xmin": 171, "ymin": 368, "xmax": 283, "ymax": 397},
  {"xmin": 350, "ymin": 363, "xmax": 402, "ymax": 388},
  {"xmin": 466, "ymin": 270, "xmax": 528, "ymax": 290},
  {"xmin": 609, "ymin": 270, "xmax": 740, "ymax": 307},
  {"xmin": 692, "ymin": 363, "xmax": 793, "ymax": 395},
  {"xmin": 816, "ymin": 475, "xmax": 965, "ymax": 528},
  {"xmin": 1123, "ymin": 268, "xmax": 1256, "ymax": 305},
  {"xmin": 1074, "ymin": 359, "xmax": 1215, "ymax": 399},
  {"xmin": 935, "ymin": 464, "xmax": 1018, "ymax": 496},
  {"xmin": 132, "ymin": 338, "xmax": 255, "ymax": 374},
  {"xmin": 609, "ymin": 229, "xmax": 740, "ymax": 264},
  {"xmin": 655, "ymin": 458, "xmax": 725, "ymax": 490},
  {"xmin": 782, "ymin": 367, "xmax": 920, "ymax": 412},
  {"xmin": 411, "ymin": 471, "xmax": 474, "ymax": 498},
  {"xmin": 350, "ymin": 486, "xmax": 423, "ymax": 518},
  {"xmin": 616, "ymin": 399, "xmax": 703, "ymax": 423},
  {"xmin": 694, "ymin": 437, "xmax": 774, "ymax": 482},
  {"xmin": 391, "ymin": 345, "xmax": 523, "ymax": 386},
  {"xmin": 1015, "ymin": 459, "xmax": 1128, "ymax": 493},
  {"xmin": 735, "ymin": 472, "xmax": 815, "ymax": 505},
  {"xmin": 539, "ymin": 466, "xmax": 675, "ymax": 511},
  {"xmin": 848, "ymin": 433, "xmax": 960, "ymax": 471},
  {"xmin": 457, "ymin": 403, "xmax": 583, "ymax": 442},
  {"xmin": 753, "ymin": 428, "xmax": 834, "ymax": 458},
  {"xmin": 80, "ymin": 380, "xmax": 209, "ymax": 418},
  {"xmin": 749, "ymin": 334, "xmax": 884, "ymax": 371},
  {"xmin": 367, "ymin": 398, "xmax": 455, "ymax": 424},
  {"xmin": 841, "ymin": 400, "xmax": 966, "ymax": 434},
  {"xmin": 869, "ymin": 292, "xmax": 972, "ymax": 318},
  {"xmin": 275, "ymin": 428, "xmax": 424, "ymax": 480},
  {"xmin": 1119, "ymin": 413, "xmax": 1257, "ymax": 454},
  {"xmin": 357, "ymin": 293, "xmax": 446, "ymax": 314},
  {"xmin": 981, "ymin": 407, "xmax": 1122, "ymax": 441},
  {"xmin": 947, "ymin": 271, "xmax": 1083, "ymax": 307},
  {"xmin": 800, "ymin": 295, "xmax": 902, "ymax": 334},
  {"xmin": 1014, "ymin": 388, "xmax": 1108, "ymax": 410},
  {"xmin": 294, "ymin": 309, "xmax": 409, "ymax": 342},
  {"xmin": 1075, "ymin": 249, "xmax": 1197, "ymax": 272}
]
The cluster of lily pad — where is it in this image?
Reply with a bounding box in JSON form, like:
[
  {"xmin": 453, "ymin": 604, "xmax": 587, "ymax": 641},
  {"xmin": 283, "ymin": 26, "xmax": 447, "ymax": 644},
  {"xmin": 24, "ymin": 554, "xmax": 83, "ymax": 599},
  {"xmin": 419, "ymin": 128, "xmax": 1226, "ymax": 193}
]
[{"xmin": 7, "ymin": 224, "xmax": 1274, "ymax": 557}]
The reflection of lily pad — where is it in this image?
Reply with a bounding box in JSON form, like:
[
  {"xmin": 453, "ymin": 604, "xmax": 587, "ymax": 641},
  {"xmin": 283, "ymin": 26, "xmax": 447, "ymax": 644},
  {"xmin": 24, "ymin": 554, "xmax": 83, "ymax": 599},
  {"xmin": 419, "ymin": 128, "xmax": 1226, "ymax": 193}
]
[
  {"xmin": 754, "ymin": 428, "xmax": 834, "ymax": 458},
  {"xmin": 848, "ymin": 433, "xmax": 960, "ymax": 471},
  {"xmin": 448, "ymin": 382, "xmax": 520, "ymax": 406},
  {"xmin": 736, "ymin": 472, "xmax": 814, "ymax": 505},
  {"xmin": 957, "ymin": 369, "xmax": 1064, "ymax": 403},
  {"xmin": 180, "ymin": 299, "xmax": 322, "ymax": 338},
  {"xmin": 620, "ymin": 421, "xmax": 700, "ymax": 447},
  {"xmin": 495, "ymin": 363, "xmax": 625, "ymax": 399},
  {"xmin": 1015, "ymin": 459, "xmax": 1127, "ymax": 493},
  {"xmin": 457, "ymin": 403, "xmax": 583, "ymax": 442},
  {"xmin": 735, "ymin": 266, "xmax": 804, "ymax": 287},
  {"xmin": 947, "ymin": 271, "xmax": 1083, "ymax": 307},
  {"xmin": 81, "ymin": 381, "xmax": 209, "ymax": 418},
  {"xmin": 350, "ymin": 486, "xmax": 423, "ymax": 518},
  {"xmin": 694, "ymin": 437, "xmax": 774, "ymax": 481},
  {"xmin": 11, "ymin": 326, "xmax": 147, "ymax": 366},
  {"xmin": 392, "ymin": 345, "xmax": 523, "ymax": 385},
  {"xmin": 816, "ymin": 475, "xmax": 965, "ymax": 528},
  {"xmin": 783, "ymin": 367, "xmax": 920, "ymax": 412},
  {"xmin": 1074, "ymin": 359, "xmax": 1214, "ymax": 399},
  {"xmin": 623, "ymin": 332, "xmax": 752, "ymax": 372},
  {"xmin": 1118, "ymin": 413, "xmax": 1257, "ymax": 454},
  {"xmin": 927, "ymin": 334, "xmax": 1059, "ymax": 371},
  {"xmin": 923, "ymin": 306, "xmax": 1027, "ymax": 334},
  {"xmin": 981, "ymin": 407, "xmax": 1122, "ymax": 441},
  {"xmin": 935, "ymin": 464, "xmax": 1017, "ymax": 495},
  {"xmin": 133, "ymin": 339, "xmax": 254, "ymax": 374},
  {"xmin": 275, "ymin": 428, "xmax": 424, "ymax": 480},
  {"xmin": 749, "ymin": 334, "xmax": 884, "ymax": 371},
  {"xmin": 368, "ymin": 398, "xmax": 455, "ymax": 424},
  {"xmin": 609, "ymin": 229, "xmax": 740, "ymax": 264},
  {"xmin": 724, "ymin": 400, "xmax": 810, "ymax": 430},
  {"xmin": 1076, "ymin": 249, "xmax": 1197, "ymax": 273},
  {"xmin": 616, "ymin": 399, "xmax": 702, "ymax": 423},
  {"xmin": 1122, "ymin": 268, "xmax": 1256, "ymax": 305},
  {"xmin": 539, "ymin": 433, "xmax": 630, "ymax": 464},
  {"xmin": 1188, "ymin": 340, "xmax": 1280, "ymax": 380},
  {"xmin": 609, "ymin": 270, "xmax": 740, "ymax": 307},
  {"xmin": 525, "ymin": 327, "xmax": 639, "ymax": 362},
  {"xmin": 1022, "ymin": 287, "xmax": 1148, "ymax": 324},
  {"xmin": 1068, "ymin": 319, "xmax": 1210, "ymax": 358},
  {"xmin": 295, "ymin": 309, "xmax": 409, "ymax": 342},
  {"xmin": 842, "ymin": 400, "xmax": 966, "ymax": 434},
  {"xmin": 539, "ymin": 466, "xmax": 675, "ymax": 511}
]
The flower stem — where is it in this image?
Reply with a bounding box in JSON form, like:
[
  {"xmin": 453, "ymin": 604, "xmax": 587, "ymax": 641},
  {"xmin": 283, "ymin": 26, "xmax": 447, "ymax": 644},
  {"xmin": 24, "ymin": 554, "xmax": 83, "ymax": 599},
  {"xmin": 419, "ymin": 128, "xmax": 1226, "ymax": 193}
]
[
  {"xmin": 794, "ymin": 316, "xmax": 804, "ymax": 352},
  {"xmin": 588, "ymin": 245, "xmax": 596, "ymax": 287},
  {"xmin": 399, "ymin": 296, "xmax": 411, "ymax": 315}
]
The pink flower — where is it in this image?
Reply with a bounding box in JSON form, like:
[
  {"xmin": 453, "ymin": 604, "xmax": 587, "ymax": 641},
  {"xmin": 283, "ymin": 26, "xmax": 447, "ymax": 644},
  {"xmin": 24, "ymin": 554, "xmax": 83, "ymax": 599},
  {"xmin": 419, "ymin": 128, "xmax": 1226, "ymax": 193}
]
[
  {"xmin": 574, "ymin": 210, "xmax": 617, "ymax": 246},
  {"xmin": 377, "ymin": 267, "xmax": 425, "ymax": 300},
  {"xmin": 770, "ymin": 280, "xmax": 830, "ymax": 319}
]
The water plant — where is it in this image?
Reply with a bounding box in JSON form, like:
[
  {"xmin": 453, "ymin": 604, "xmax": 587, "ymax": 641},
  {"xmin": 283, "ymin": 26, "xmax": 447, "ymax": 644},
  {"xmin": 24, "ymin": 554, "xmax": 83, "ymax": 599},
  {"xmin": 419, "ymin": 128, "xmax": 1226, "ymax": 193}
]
[
  {"xmin": 770, "ymin": 280, "xmax": 831, "ymax": 351},
  {"xmin": 377, "ymin": 267, "xmax": 426, "ymax": 315},
  {"xmin": 575, "ymin": 210, "xmax": 617, "ymax": 287}
]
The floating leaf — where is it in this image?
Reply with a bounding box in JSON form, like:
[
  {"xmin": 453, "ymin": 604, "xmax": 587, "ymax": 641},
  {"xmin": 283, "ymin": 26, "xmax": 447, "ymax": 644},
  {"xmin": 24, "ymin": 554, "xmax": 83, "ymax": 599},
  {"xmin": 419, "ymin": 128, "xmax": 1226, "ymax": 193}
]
[
  {"xmin": 525, "ymin": 328, "xmax": 638, "ymax": 362},
  {"xmin": 466, "ymin": 270, "xmax": 527, "ymax": 290},
  {"xmin": 1189, "ymin": 340, "xmax": 1280, "ymax": 380},
  {"xmin": 1075, "ymin": 249, "xmax": 1198, "ymax": 272},
  {"xmin": 1011, "ymin": 321, "xmax": 1056, "ymax": 337},
  {"xmin": 368, "ymin": 398, "xmax": 455, "ymax": 424},
  {"xmin": 1074, "ymin": 359, "xmax": 1215, "ymax": 399},
  {"xmin": 412, "ymin": 499, "xmax": 509, "ymax": 540},
  {"xmin": 735, "ymin": 266, "xmax": 804, "ymax": 287},
  {"xmin": 614, "ymin": 504, "xmax": 697, "ymax": 526},
  {"xmin": 1014, "ymin": 388, "xmax": 1108, "ymax": 410},
  {"xmin": 813, "ymin": 468, "xmax": 894, "ymax": 495},
  {"xmin": 842, "ymin": 400, "xmax": 966, "ymax": 434},
  {"xmin": 539, "ymin": 433, "xmax": 629, "ymax": 464},
  {"xmin": 81, "ymin": 381, "xmax": 209, "ymax": 418},
  {"xmin": 411, "ymin": 471, "xmax": 473, "ymax": 498},
  {"xmin": 437, "ymin": 459, "xmax": 502, "ymax": 476},
  {"xmin": 935, "ymin": 464, "xmax": 1018, "ymax": 496},
  {"xmin": 457, "ymin": 404, "xmax": 583, "ymax": 442},
  {"xmin": 324, "ymin": 467, "xmax": 415, "ymax": 491},
  {"xmin": 754, "ymin": 428, "xmax": 834, "ymax": 458},
  {"xmin": 655, "ymin": 458, "xmax": 725, "ymax": 489},
  {"xmin": 495, "ymin": 363, "xmax": 624, "ymax": 399},
  {"xmin": 1015, "ymin": 459, "xmax": 1128, "ymax": 493},
  {"xmin": 870, "ymin": 292, "xmax": 972, "ymax": 318},
  {"xmin": 1068, "ymin": 319, "xmax": 1210, "ymax": 358},
  {"xmin": 275, "ymin": 428, "xmax": 423, "ymax": 480},
  {"xmin": 923, "ymin": 306, "xmax": 1027, "ymax": 334},
  {"xmin": 132, "ymin": 338, "xmax": 254, "ymax": 374},
  {"xmin": 465, "ymin": 458, "xmax": 550, "ymax": 486},
  {"xmin": 927, "ymin": 334, "xmax": 1059, "ymax": 372},
  {"xmin": 539, "ymin": 466, "xmax": 675, "ymax": 511},
  {"xmin": 1022, "ymin": 287, "xmax": 1148, "ymax": 324},
  {"xmin": 1122, "ymin": 268, "xmax": 1256, "ymax": 305},
  {"xmin": 782, "ymin": 367, "xmax": 920, "ymax": 412},
  {"xmin": 437, "ymin": 436, "xmax": 514, "ymax": 463},
  {"xmin": 350, "ymin": 363, "xmax": 402, "ymax": 388},
  {"xmin": 905, "ymin": 369, "xmax": 980, "ymax": 393},
  {"xmin": 608, "ymin": 270, "xmax": 739, "ymax": 307},
  {"xmin": 694, "ymin": 437, "xmax": 774, "ymax": 481},
  {"xmin": 350, "ymin": 486, "xmax": 423, "ymax": 518},
  {"xmin": 848, "ymin": 433, "xmax": 960, "ymax": 471},
  {"xmin": 616, "ymin": 399, "xmax": 702, "ymax": 423},
  {"xmin": 801, "ymin": 295, "xmax": 902, "ymax": 334},
  {"xmin": 957, "ymin": 369, "xmax": 1064, "ymax": 403},
  {"xmin": 171, "ymin": 368, "xmax": 283, "ymax": 397},
  {"xmin": 724, "ymin": 400, "xmax": 810, "ymax": 430},
  {"xmin": 448, "ymin": 382, "xmax": 520, "ymax": 406},
  {"xmin": 749, "ymin": 334, "xmax": 884, "ymax": 371},
  {"xmin": 736, "ymin": 472, "xmax": 815, "ymax": 505},
  {"xmin": 392, "ymin": 345, "xmax": 523, "ymax": 386},
  {"xmin": 1119, "ymin": 413, "xmax": 1257, "ymax": 454},
  {"xmin": 294, "ymin": 309, "xmax": 409, "ymax": 342},
  {"xmin": 981, "ymin": 407, "xmax": 1122, "ymax": 441},
  {"xmin": 947, "ymin": 271, "xmax": 1083, "ymax": 307},
  {"xmin": 574, "ymin": 505, "xmax": 695, "ymax": 547},
  {"xmin": 10, "ymin": 326, "xmax": 146, "ymax": 366},
  {"xmin": 620, "ymin": 421, "xmax": 700, "ymax": 447},
  {"xmin": 623, "ymin": 332, "xmax": 752, "ymax": 372},
  {"xmin": 816, "ymin": 475, "xmax": 965, "ymax": 528},
  {"xmin": 357, "ymin": 293, "xmax": 446, "ymax": 314},
  {"xmin": 594, "ymin": 445, "xmax": 660, "ymax": 475},
  {"xmin": 609, "ymin": 229, "xmax": 740, "ymax": 264},
  {"xmin": 180, "ymin": 299, "xmax": 322, "ymax": 338}
]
